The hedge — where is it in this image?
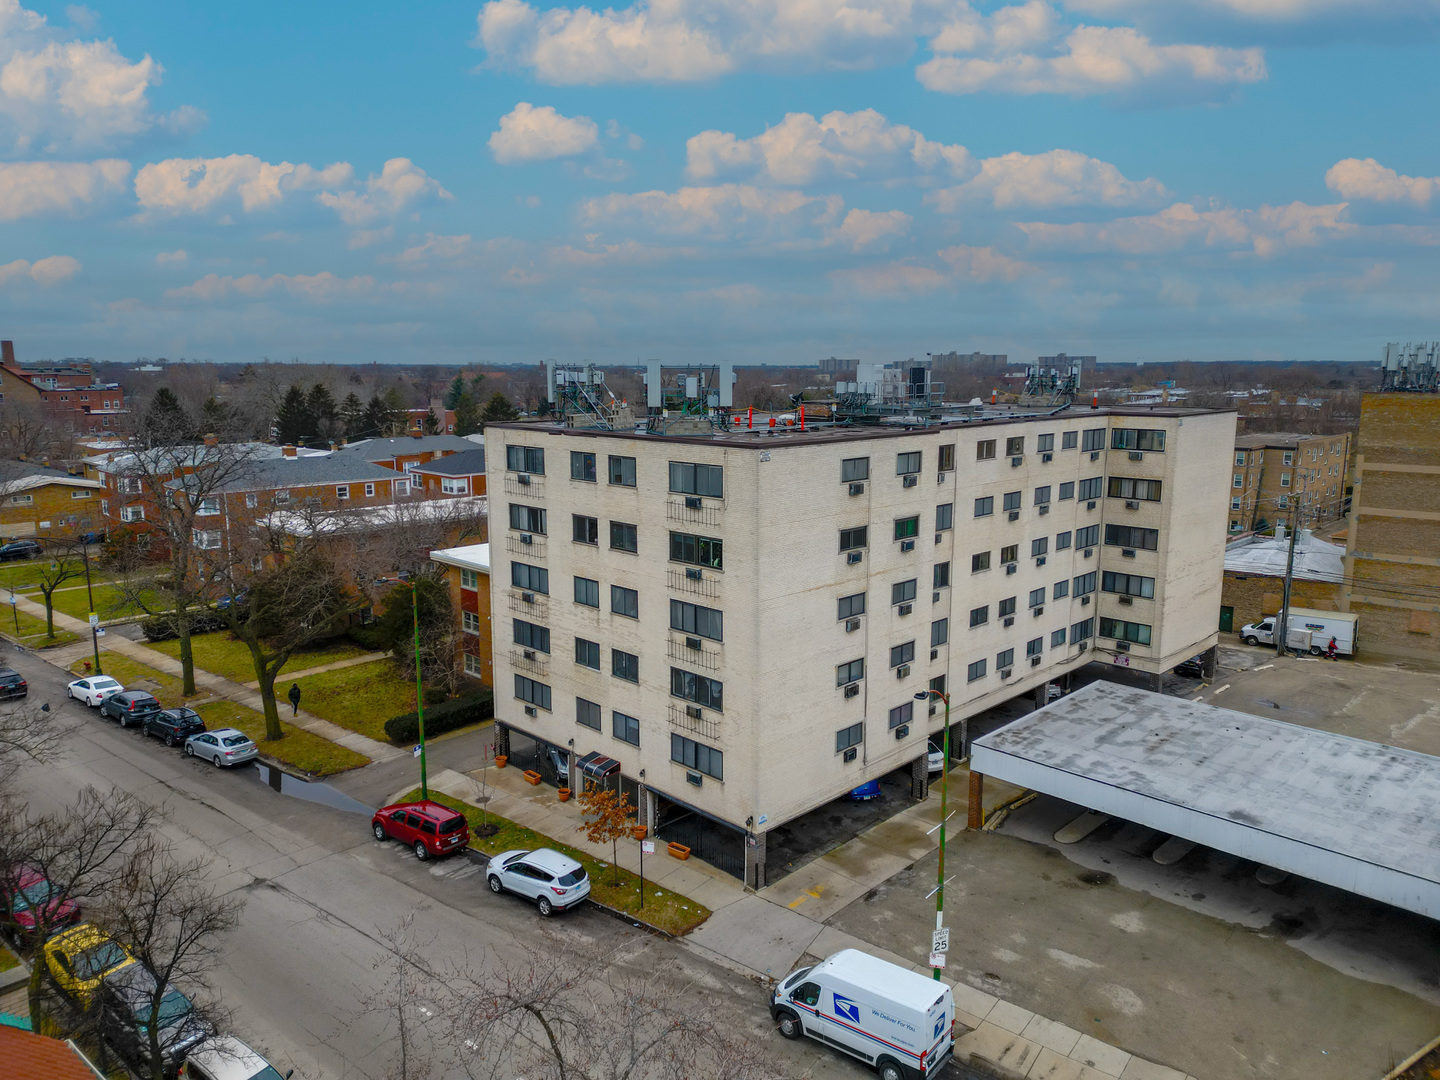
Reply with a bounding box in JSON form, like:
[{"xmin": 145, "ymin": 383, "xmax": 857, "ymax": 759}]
[
  {"xmin": 140, "ymin": 613, "xmax": 228, "ymax": 641},
  {"xmin": 384, "ymin": 691, "xmax": 494, "ymax": 745},
  {"xmin": 347, "ymin": 622, "xmax": 387, "ymax": 651}
]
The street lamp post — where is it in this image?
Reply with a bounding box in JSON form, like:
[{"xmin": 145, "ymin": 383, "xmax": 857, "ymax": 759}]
[
  {"xmin": 390, "ymin": 575, "xmax": 428, "ymax": 800},
  {"xmin": 916, "ymin": 688, "xmax": 951, "ymax": 981},
  {"xmin": 78, "ymin": 542, "xmax": 101, "ymax": 677}
]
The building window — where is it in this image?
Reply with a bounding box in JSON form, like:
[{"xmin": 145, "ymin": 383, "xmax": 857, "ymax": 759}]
[
  {"xmin": 611, "ymin": 585, "xmax": 639, "ymax": 619},
  {"xmin": 1037, "ymin": 434, "xmax": 1055, "ymax": 453},
  {"xmin": 515, "ymin": 674, "xmax": 552, "ymax": 710},
  {"xmin": 576, "ymin": 638, "xmax": 601, "ymax": 669},
  {"xmin": 1076, "ymin": 477, "xmax": 1103, "ymax": 500},
  {"xmin": 1235, "ymin": 452, "xmax": 1246, "ymax": 466},
  {"xmin": 1051, "ymin": 628, "xmax": 1067, "ymax": 647},
  {"xmin": 969, "ymin": 604, "xmax": 989, "ymax": 627},
  {"xmin": 890, "ymin": 641, "xmax": 915, "ymax": 667},
  {"xmin": 1002, "ymin": 491, "xmax": 1021, "ymax": 513},
  {"xmin": 511, "ymin": 562, "xmax": 549, "ymax": 594},
  {"xmin": 671, "ymin": 599, "xmax": 723, "ymax": 641},
  {"xmin": 1081, "ymin": 428, "xmax": 1106, "ymax": 453},
  {"xmin": 70, "ymin": 490, "xmax": 92, "ymax": 500},
  {"xmin": 463, "ymin": 611, "xmax": 482, "ymax": 635},
  {"xmin": 192, "ymin": 529, "xmax": 221, "ymax": 549},
  {"xmin": 1005, "ymin": 436, "xmax": 1024, "ymax": 457},
  {"xmin": 121, "ymin": 506, "xmax": 144, "ymax": 522},
  {"xmin": 509, "ymin": 504, "xmax": 547, "ymax": 534},
  {"xmin": 608, "ymin": 455, "xmax": 636, "ymax": 486},
  {"xmin": 336, "ymin": 485, "xmax": 350, "ymax": 500},
  {"xmin": 1060, "ymin": 431, "xmax": 1077, "ymax": 450},
  {"xmin": 1033, "ymin": 486, "xmax": 1051, "ymax": 506},
  {"xmin": 441, "ymin": 477, "xmax": 470, "ymax": 495},
  {"xmin": 1108, "ymin": 477, "xmax": 1162, "ymax": 501},
  {"xmin": 576, "ymin": 697, "xmax": 601, "ymax": 729},
  {"xmin": 974, "ymin": 496, "xmax": 994, "ymax": 518},
  {"xmin": 1028, "ymin": 588, "xmax": 1046, "ymax": 609},
  {"xmin": 1071, "ymin": 618, "xmax": 1094, "ymax": 642},
  {"xmin": 1001, "ymin": 544, "xmax": 1018, "ymax": 564},
  {"xmin": 671, "ymin": 734, "xmax": 722, "ymax": 779},
  {"xmin": 1056, "ymin": 531, "xmax": 1072, "ymax": 550},
  {"xmin": 513, "ymin": 618, "xmax": 549, "ymax": 652},
  {"xmin": 1031, "ymin": 537, "xmax": 1048, "ymax": 558},
  {"xmin": 573, "ymin": 515, "xmax": 598, "ymax": 544},
  {"xmin": 1026, "ymin": 637, "xmax": 1043, "ymax": 658},
  {"xmin": 1111, "ymin": 429, "xmax": 1166, "ymax": 452},
  {"xmin": 460, "ymin": 568, "xmax": 480, "ymax": 590},
  {"xmin": 836, "ymin": 722, "xmax": 865, "ymax": 753},
  {"xmin": 837, "ymin": 592, "xmax": 866, "ymax": 620},
  {"xmin": 119, "ymin": 477, "xmax": 142, "ymax": 495},
  {"xmin": 1073, "ymin": 571, "xmax": 1097, "ymax": 596},
  {"xmin": 612, "ymin": 649, "xmax": 639, "ymax": 683},
  {"xmin": 1233, "ymin": 473, "xmax": 1243, "ymax": 488},
  {"xmin": 1282, "ymin": 451, "xmax": 1294, "ymax": 466},
  {"xmin": 574, "ymin": 576, "xmax": 599, "ymax": 607},
  {"xmin": 896, "ymin": 451, "xmax": 922, "ymax": 476},
  {"xmin": 935, "ymin": 503, "xmax": 953, "ymax": 531},
  {"xmin": 6, "ymin": 494, "xmax": 32, "ymax": 506},
  {"xmin": 894, "ymin": 517, "xmax": 919, "ymax": 541},
  {"xmin": 967, "ymin": 659, "xmax": 986, "ymax": 682},
  {"xmin": 1102, "ymin": 571, "xmax": 1155, "ymax": 598},
  {"xmin": 1100, "ymin": 617, "xmax": 1152, "ymax": 645},
  {"xmin": 506, "ymin": 445, "xmax": 545, "ymax": 474},
  {"xmin": 670, "ymin": 530, "xmax": 723, "ymax": 569},
  {"xmin": 934, "ymin": 561, "xmax": 950, "ymax": 588},
  {"xmin": 938, "ymin": 444, "xmax": 955, "ymax": 471},
  {"xmin": 395, "ymin": 479, "xmax": 410, "ymax": 497},
  {"xmin": 365, "ymin": 483, "xmax": 376, "ymax": 497},
  {"xmin": 836, "ymin": 658, "xmax": 865, "ymax": 685},
  {"xmin": 976, "ymin": 440, "xmax": 996, "ymax": 461},
  {"xmin": 931, "ymin": 618, "xmax": 948, "ymax": 647},
  {"xmin": 1280, "ymin": 472, "xmax": 1291, "ymax": 488},
  {"xmin": 571, "ymin": 451, "xmax": 596, "ymax": 482},
  {"xmin": 839, "ymin": 526, "xmax": 868, "ymax": 552},
  {"xmin": 888, "ymin": 701, "xmax": 913, "ymax": 730},
  {"xmin": 841, "ymin": 457, "xmax": 869, "ymax": 482},
  {"xmin": 669, "ymin": 462, "xmax": 723, "ymax": 498},
  {"xmin": 1053, "ymin": 580, "xmax": 1069, "ymax": 600},
  {"xmin": 612, "ymin": 711, "xmax": 640, "ymax": 746},
  {"xmin": 464, "ymin": 653, "xmax": 484, "ymax": 678},
  {"xmin": 1058, "ymin": 481, "xmax": 1075, "ymax": 501},
  {"xmin": 1104, "ymin": 524, "xmax": 1159, "ymax": 550},
  {"xmin": 998, "ymin": 596, "xmax": 1016, "ymax": 618},
  {"xmin": 1074, "ymin": 524, "xmax": 1100, "ymax": 548},
  {"xmin": 671, "ymin": 667, "xmax": 723, "ymax": 710},
  {"xmin": 609, "ymin": 521, "xmax": 638, "ymax": 553},
  {"xmin": 892, "ymin": 579, "xmax": 917, "ymax": 605},
  {"xmin": 997, "ymin": 647, "xmax": 1014, "ymax": 670}
]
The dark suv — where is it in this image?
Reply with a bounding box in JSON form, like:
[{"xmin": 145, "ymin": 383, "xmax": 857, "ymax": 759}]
[
  {"xmin": 143, "ymin": 707, "xmax": 206, "ymax": 747},
  {"xmin": 0, "ymin": 668, "xmax": 27, "ymax": 700},
  {"xmin": 99, "ymin": 690, "xmax": 162, "ymax": 729},
  {"xmin": 0, "ymin": 540, "xmax": 41, "ymax": 561},
  {"xmin": 96, "ymin": 963, "xmax": 207, "ymax": 1073}
]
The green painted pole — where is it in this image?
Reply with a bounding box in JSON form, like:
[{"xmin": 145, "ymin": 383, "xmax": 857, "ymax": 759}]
[
  {"xmin": 413, "ymin": 581, "xmax": 427, "ymax": 801},
  {"xmin": 934, "ymin": 691, "xmax": 950, "ymax": 980}
]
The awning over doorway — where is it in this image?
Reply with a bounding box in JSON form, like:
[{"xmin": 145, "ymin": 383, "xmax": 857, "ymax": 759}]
[{"xmin": 577, "ymin": 750, "xmax": 621, "ymax": 780}]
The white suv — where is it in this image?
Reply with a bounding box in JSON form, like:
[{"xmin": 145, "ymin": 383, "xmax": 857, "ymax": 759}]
[{"xmin": 486, "ymin": 848, "xmax": 591, "ymax": 916}]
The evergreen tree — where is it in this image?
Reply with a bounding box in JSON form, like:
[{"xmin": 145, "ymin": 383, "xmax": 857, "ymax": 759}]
[
  {"xmin": 443, "ymin": 373, "xmax": 467, "ymax": 410},
  {"xmin": 360, "ymin": 394, "xmax": 392, "ymax": 439},
  {"xmin": 274, "ymin": 384, "xmax": 311, "ymax": 444},
  {"xmin": 422, "ymin": 407, "xmax": 441, "ymax": 435},
  {"xmin": 305, "ymin": 383, "xmax": 338, "ymax": 446},
  {"xmin": 479, "ymin": 391, "xmax": 520, "ymax": 425},
  {"xmin": 339, "ymin": 392, "xmax": 365, "ymax": 440},
  {"xmin": 381, "ymin": 386, "xmax": 409, "ymax": 437},
  {"xmin": 199, "ymin": 395, "xmax": 230, "ymax": 436},
  {"xmin": 141, "ymin": 389, "xmax": 196, "ymax": 446},
  {"xmin": 452, "ymin": 375, "xmax": 487, "ymax": 436}
]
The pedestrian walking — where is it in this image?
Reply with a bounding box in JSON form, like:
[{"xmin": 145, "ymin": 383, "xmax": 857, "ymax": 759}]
[
  {"xmin": 288, "ymin": 682, "xmax": 301, "ymax": 715},
  {"xmin": 1326, "ymin": 636, "xmax": 1339, "ymax": 661}
]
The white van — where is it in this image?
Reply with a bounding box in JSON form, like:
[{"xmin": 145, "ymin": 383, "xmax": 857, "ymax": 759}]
[
  {"xmin": 770, "ymin": 949, "xmax": 953, "ymax": 1080},
  {"xmin": 1240, "ymin": 607, "xmax": 1358, "ymax": 655}
]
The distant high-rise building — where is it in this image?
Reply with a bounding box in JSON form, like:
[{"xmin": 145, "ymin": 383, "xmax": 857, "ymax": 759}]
[
  {"xmin": 930, "ymin": 351, "xmax": 1007, "ymax": 367},
  {"xmin": 817, "ymin": 357, "xmax": 859, "ymax": 376}
]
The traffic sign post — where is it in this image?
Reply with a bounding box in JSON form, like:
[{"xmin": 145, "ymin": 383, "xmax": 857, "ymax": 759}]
[
  {"xmin": 932, "ymin": 928, "xmax": 950, "ymax": 955},
  {"xmin": 640, "ymin": 838, "xmax": 655, "ymax": 909},
  {"xmin": 928, "ymin": 952, "xmax": 946, "ymax": 969}
]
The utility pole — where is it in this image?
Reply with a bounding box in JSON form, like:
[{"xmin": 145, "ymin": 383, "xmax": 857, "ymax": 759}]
[{"xmin": 1275, "ymin": 505, "xmax": 1303, "ymax": 658}]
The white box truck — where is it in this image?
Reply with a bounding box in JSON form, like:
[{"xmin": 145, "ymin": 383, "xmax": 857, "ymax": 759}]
[
  {"xmin": 1239, "ymin": 607, "xmax": 1358, "ymax": 656},
  {"xmin": 770, "ymin": 948, "xmax": 953, "ymax": 1080}
]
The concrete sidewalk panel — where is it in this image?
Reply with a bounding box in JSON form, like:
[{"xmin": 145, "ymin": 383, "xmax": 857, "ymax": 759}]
[
  {"xmin": 686, "ymin": 894, "xmax": 821, "ymax": 979},
  {"xmin": 805, "ymin": 924, "xmax": 923, "ymax": 974},
  {"xmin": 1119, "ymin": 1059, "xmax": 1187, "ymax": 1080},
  {"xmin": 949, "ymin": 981, "xmax": 999, "ymax": 1022},
  {"xmin": 759, "ymin": 858, "xmax": 874, "ymax": 923},
  {"xmin": 815, "ymin": 833, "xmax": 914, "ymax": 886},
  {"xmin": 1027, "ymin": 1047, "xmax": 1117, "ymax": 1080},
  {"xmin": 1021, "ymin": 1014, "xmax": 1082, "ymax": 1056},
  {"xmin": 987, "ymin": 998, "xmax": 1037, "ymax": 1035},
  {"xmin": 1071, "ymin": 1035, "xmax": 1131, "ymax": 1077},
  {"xmin": 954, "ymin": 1020, "xmax": 1043, "ymax": 1080}
]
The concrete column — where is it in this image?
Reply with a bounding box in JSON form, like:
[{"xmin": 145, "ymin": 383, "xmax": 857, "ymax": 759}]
[
  {"xmin": 910, "ymin": 755, "xmax": 930, "ymax": 800},
  {"xmin": 1151, "ymin": 669, "xmax": 1163, "ymax": 692},
  {"xmin": 968, "ymin": 770, "xmax": 984, "ymax": 829},
  {"xmin": 1201, "ymin": 644, "xmax": 1219, "ymax": 680},
  {"xmin": 638, "ymin": 785, "xmax": 657, "ymax": 831},
  {"xmin": 744, "ymin": 830, "xmax": 767, "ymax": 891},
  {"xmin": 1034, "ymin": 681, "xmax": 1050, "ymax": 710},
  {"xmin": 494, "ymin": 723, "xmax": 511, "ymax": 759}
]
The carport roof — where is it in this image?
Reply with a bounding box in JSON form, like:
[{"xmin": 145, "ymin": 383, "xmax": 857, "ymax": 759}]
[{"xmin": 972, "ymin": 681, "xmax": 1440, "ymax": 918}]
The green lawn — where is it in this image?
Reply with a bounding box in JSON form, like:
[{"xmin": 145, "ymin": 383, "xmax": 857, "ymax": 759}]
[
  {"xmin": 294, "ymin": 660, "xmax": 416, "ymax": 743},
  {"xmin": 69, "ymin": 653, "xmax": 191, "ymax": 704},
  {"xmin": 3, "ymin": 606, "xmax": 81, "ymax": 648},
  {"xmin": 196, "ymin": 701, "xmax": 370, "ymax": 777},
  {"xmin": 147, "ymin": 631, "xmax": 372, "ymax": 686},
  {"xmin": 47, "ymin": 582, "xmax": 160, "ymax": 623},
  {"xmin": 406, "ymin": 789, "xmax": 710, "ymax": 937}
]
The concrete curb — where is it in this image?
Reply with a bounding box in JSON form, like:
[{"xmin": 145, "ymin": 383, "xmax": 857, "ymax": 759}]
[{"xmin": 0, "ymin": 960, "xmax": 30, "ymax": 992}]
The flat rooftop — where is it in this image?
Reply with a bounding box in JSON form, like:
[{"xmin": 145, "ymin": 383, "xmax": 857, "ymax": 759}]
[{"xmin": 972, "ymin": 680, "xmax": 1440, "ymax": 918}]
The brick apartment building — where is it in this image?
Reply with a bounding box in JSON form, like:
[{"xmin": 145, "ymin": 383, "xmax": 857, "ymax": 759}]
[
  {"xmin": 0, "ymin": 466, "xmax": 106, "ymax": 541},
  {"xmin": 1230, "ymin": 431, "xmax": 1350, "ymax": 534},
  {"xmin": 333, "ymin": 434, "xmax": 475, "ymax": 474},
  {"xmin": 0, "ymin": 341, "xmax": 126, "ymax": 434},
  {"xmin": 409, "ymin": 446, "xmax": 486, "ymax": 498},
  {"xmin": 430, "ymin": 541, "xmax": 492, "ymax": 688}
]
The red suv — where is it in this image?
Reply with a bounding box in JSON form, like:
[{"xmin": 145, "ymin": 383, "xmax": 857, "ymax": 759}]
[{"xmin": 371, "ymin": 801, "xmax": 470, "ymax": 861}]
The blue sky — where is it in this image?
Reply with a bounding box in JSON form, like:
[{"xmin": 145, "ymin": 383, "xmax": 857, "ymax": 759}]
[{"xmin": 2, "ymin": 0, "xmax": 1438, "ymax": 366}]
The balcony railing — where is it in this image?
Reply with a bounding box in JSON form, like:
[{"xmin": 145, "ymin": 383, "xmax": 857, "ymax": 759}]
[
  {"xmin": 666, "ymin": 498, "xmax": 723, "ymax": 528},
  {"xmin": 666, "ymin": 634, "xmax": 720, "ymax": 671},
  {"xmin": 506, "ymin": 589, "xmax": 549, "ymax": 621},
  {"xmin": 509, "ymin": 647, "xmax": 550, "ymax": 678},
  {"xmin": 504, "ymin": 474, "xmax": 544, "ymax": 499},
  {"xmin": 668, "ymin": 701, "xmax": 720, "ymax": 741},
  {"xmin": 666, "ymin": 566, "xmax": 720, "ymax": 599},
  {"xmin": 506, "ymin": 533, "xmax": 547, "ymax": 559}
]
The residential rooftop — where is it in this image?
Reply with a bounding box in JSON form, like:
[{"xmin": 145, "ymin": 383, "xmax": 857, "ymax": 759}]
[
  {"xmin": 1234, "ymin": 431, "xmax": 1338, "ymax": 448},
  {"xmin": 166, "ymin": 453, "xmax": 400, "ymax": 493},
  {"xmin": 409, "ymin": 447, "xmax": 486, "ymax": 476},
  {"xmin": 335, "ymin": 434, "xmax": 476, "ymax": 459}
]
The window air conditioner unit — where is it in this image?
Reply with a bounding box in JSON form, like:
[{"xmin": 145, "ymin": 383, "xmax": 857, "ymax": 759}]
[
  {"xmin": 844, "ymin": 682, "xmax": 860, "ymax": 698},
  {"xmin": 847, "ymin": 551, "xmax": 863, "ymax": 565},
  {"xmin": 1038, "ymin": 504, "xmax": 1049, "ymax": 515},
  {"xmin": 1033, "ymin": 605, "xmax": 1044, "ymax": 616},
  {"xmin": 523, "ymin": 649, "xmax": 536, "ymax": 661},
  {"xmin": 1080, "ymin": 595, "xmax": 1091, "ymax": 606},
  {"xmin": 1118, "ymin": 595, "xmax": 1134, "ymax": 606},
  {"xmin": 1090, "ymin": 452, "xmax": 1100, "ymax": 461},
  {"xmin": 842, "ymin": 747, "xmax": 858, "ymax": 763},
  {"xmin": 1115, "ymin": 640, "xmax": 1131, "ymax": 652},
  {"xmin": 686, "ymin": 705, "xmax": 703, "ymax": 719},
  {"xmin": 1083, "ymin": 548, "xmax": 1094, "ymax": 558},
  {"xmin": 1036, "ymin": 555, "xmax": 1046, "ymax": 566},
  {"xmin": 521, "ymin": 591, "xmax": 535, "ymax": 603},
  {"xmin": 517, "ymin": 473, "xmax": 531, "ymax": 485},
  {"xmin": 520, "ymin": 533, "xmax": 533, "ymax": 544},
  {"xmin": 845, "ymin": 617, "xmax": 861, "ymax": 633},
  {"xmin": 937, "ymin": 472, "xmax": 948, "ymax": 484},
  {"xmin": 935, "ymin": 533, "xmax": 944, "ymax": 545},
  {"xmin": 902, "ymin": 474, "xmax": 918, "ymax": 488},
  {"xmin": 1042, "ymin": 453, "xmax": 1053, "ymax": 463},
  {"xmin": 849, "ymin": 482, "xmax": 865, "ymax": 496},
  {"xmin": 1087, "ymin": 500, "xmax": 1097, "ymax": 510},
  {"xmin": 895, "ymin": 725, "xmax": 909, "ymax": 739},
  {"xmin": 932, "ymin": 591, "xmax": 941, "ymax": 603},
  {"xmin": 1122, "ymin": 548, "xmax": 1137, "ymax": 558},
  {"xmin": 685, "ymin": 567, "xmax": 703, "ymax": 580},
  {"xmin": 896, "ymin": 664, "xmax": 910, "ymax": 679},
  {"xmin": 930, "ymin": 648, "xmax": 939, "ymax": 660},
  {"xmin": 900, "ymin": 539, "xmax": 915, "ymax": 553},
  {"xmin": 1030, "ymin": 655, "xmax": 1042, "ymax": 667},
  {"xmin": 898, "ymin": 602, "xmax": 913, "ymax": 616},
  {"xmin": 1078, "ymin": 642, "xmax": 1088, "ymax": 652},
  {"xmin": 1005, "ymin": 563, "xmax": 1017, "ymax": 575},
  {"xmin": 684, "ymin": 496, "xmax": 702, "ymax": 509},
  {"xmin": 1125, "ymin": 500, "xmax": 1139, "ymax": 510},
  {"xmin": 524, "ymin": 705, "xmax": 537, "ymax": 717},
  {"xmin": 1000, "ymin": 668, "xmax": 1012, "ymax": 679},
  {"xmin": 687, "ymin": 771, "xmax": 703, "ymax": 786},
  {"xmin": 1129, "ymin": 452, "xmax": 1144, "ymax": 461},
  {"xmin": 1008, "ymin": 510, "xmax": 1020, "ymax": 522},
  {"xmin": 1011, "ymin": 456, "xmax": 1023, "ymax": 467},
  {"xmin": 1003, "ymin": 616, "xmax": 1014, "ymax": 628},
  {"xmin": 685, "ymin": 636, "xmax": 702, "ymax": 650}
]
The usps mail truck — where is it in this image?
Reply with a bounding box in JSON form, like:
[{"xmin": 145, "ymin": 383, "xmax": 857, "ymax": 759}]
[{"xmin": 770, "ymin": 948, "xmax": 954, "ymax": 1080}]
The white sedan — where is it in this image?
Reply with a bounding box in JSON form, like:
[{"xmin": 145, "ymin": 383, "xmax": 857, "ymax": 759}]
[{"xmin": 67, "ymin": 675, "xmax": 123, "ymax": 706}]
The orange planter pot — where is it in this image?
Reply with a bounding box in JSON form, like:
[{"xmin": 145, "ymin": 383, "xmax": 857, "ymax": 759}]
[
  {"xmin": 667, "ymin": 842, "xmax": 690, "ymax": 860},
  {"xmin": 494, "ymin": 755, "xmax": 508, "ymax": 769},
  {"xmin": 523, "ymin": 770, "xmax": 542, "ymax": 786},
  {"xmin": 631, "ymin": 826, "xmax": 648, "ymax": 840},
  {"xmin": 557, "ymin": 788, "xmax": 571, "ymax": 802}
]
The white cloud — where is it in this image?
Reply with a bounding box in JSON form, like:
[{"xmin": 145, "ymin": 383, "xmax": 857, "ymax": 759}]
[
  {"xmin": 0, "ymin": 253, "xmax": 80, "ymax": 286},
  {"xmin": 581, "ymin": 183, "xmax": 844, "ymax": 241},
  {"xmin": 165, "ymin": 270, "xmax": 383, "ymax": 303},
  {"xmin": 928, "ymin": 148, "xmax": 1168, "ymax": 209},
  {"xmin": 316, "ymin": 158, "xmax": 451, "ymax": 226},
  {"xmin": 834, "ymin": 207, "xmax": 912, "ymax": 250},
  {"xmin": 1325, "ymin": 158, "xmax": 1437, "ymax": 208},
  {"xmin": 386, "ymin": 232, "xmax": 475, "ymax": 266},
  {"xmin": 939, "ymin": 243, "xmax": 1036, "ymax": 280},
  {"xmin": 830, "ymin": 243, "xmax": 1037, "ymax": 293},
  {"xmin": 687, "ymin": 109, "xmax": 972, "ymax": 185},
  {"xmin": 1015, "ymin": 199, "xmax": 1351, "ymax": 256},
  {"xmin": 918, "ymin": 23, "xmax": 1266, "ymax": 97},
  {"xmin": 490, "ymin": 102, "xmax": 599, "ymax": 163},
  {"xmin": 930, "ymin": 1, "xmax": 1059, "ymax": 54},
  {"xmin": 135, "ymin": 154, "xmax": 354, "ymax": 214},
  {"xmin": 0, "ymin": 0, "xmax": 202, "ymax": 153},
  {"xmin": 1066, "ymin": 0, "xmax": 1424, "ymax": 22},
  {"xmin": 154, "ymin": 248, "xmax": 185, "ymax": 265},
  {"xmin": 0, "ymin": 157, "xmax": 127, "ymax": 219}
]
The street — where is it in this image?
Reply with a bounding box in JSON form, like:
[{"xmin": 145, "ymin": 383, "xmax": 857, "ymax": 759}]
[{"xmin": 6, "ymin": 645, "xmax": 854, "ymax": 1080}]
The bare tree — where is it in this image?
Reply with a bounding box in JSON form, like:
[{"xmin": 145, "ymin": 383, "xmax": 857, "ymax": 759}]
[
  {"xmin": 0, "ymin": 699, "xmax": 66, "ymax": 790},
  {"xmin": 31, "ymin": 544, "xmax": 86, "ymax": 639}
]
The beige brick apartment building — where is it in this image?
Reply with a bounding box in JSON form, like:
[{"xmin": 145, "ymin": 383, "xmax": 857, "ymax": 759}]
[
  {"xmin": 1230, "ymin": 431, "xmax": 1350, "ymax": 534},
  {"xmin": 487, "ymin": 406, "xmax": 1234, "ymax": 885}
]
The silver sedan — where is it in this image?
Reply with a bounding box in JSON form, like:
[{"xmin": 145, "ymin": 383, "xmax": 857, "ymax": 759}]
[{"xmin": 184, "ymin": 728, "xmax": 258, "ymax": 768}]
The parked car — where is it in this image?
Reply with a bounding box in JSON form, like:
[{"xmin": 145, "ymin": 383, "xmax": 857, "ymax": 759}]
[
  {"xmin": 100, "ymin": 689, "xmax": 163, "ymax": 728},
  {"xmin": 2, "ymin": 864, "xmax": 79, "ymax": 934},
  {"xmin": 182, "ymin": 1035, "xmax": 293, "ymax": 1080},
  {"xmin": 43, "ymin": 922, "xmax": 137, "ymax": 1006},
  {"xmin": 927, "ymin": 739, "xmax": 946, "ymax": 773},
  {"xmin": 0, "ymin": 539, "xmax": 41, "ymax": 561},
  {"xmin": 96, "ymin": 962, "xmax": 208, "ymax": 1073},
  {"xmin": 145, "ymin": 707, "xmax": 206, "ymax": 747},
  {"xmin": 67, "ymin": 675, "xmax": 123, "ymax": 706},
  {"xmin": 184, "ymin": 729, "xmax": 258, "ymax": 769},
  {"xmin": 486, "ymin": 848, "xmax": 591, "ymax": 916},
  {"xmin": 371, "ymin": 800, "xmax": 471, "ymax": 861},
  {"xmin": 0, "ymin": 667, "xmax": 26, "ymax": 700},
  {"xmin": 76, "ymin": 530, "xmax": 106, "ymax": 545},
  {"xmin": 846, "ymin": 780, "xmax": 882, "ymax": 801},
  {"xmin": 1174, "ymin": 655, "xmax": 1206, "ymax": 678}
]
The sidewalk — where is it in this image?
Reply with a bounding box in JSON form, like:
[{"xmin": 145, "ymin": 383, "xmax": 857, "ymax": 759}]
[
  {"xmin": 424, "ymin": 758, "xmax": 1194, "ymax": 1080},
  {"xmin": 23, "ymin": 594, "xmax": 404, "ymax": 764}
]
